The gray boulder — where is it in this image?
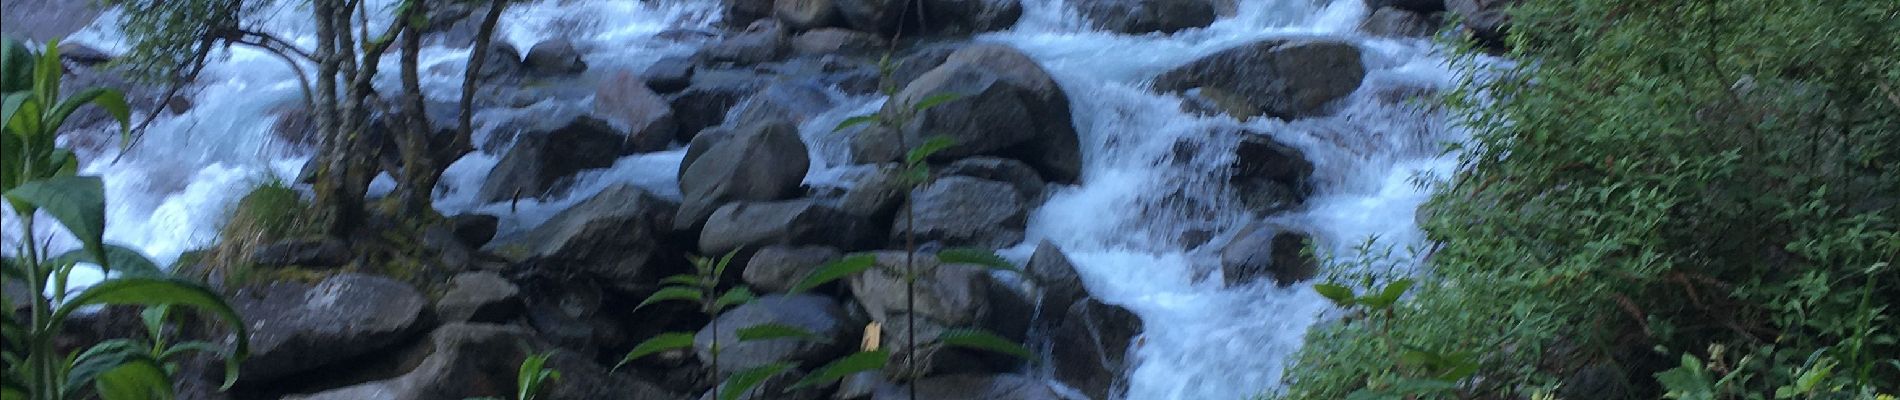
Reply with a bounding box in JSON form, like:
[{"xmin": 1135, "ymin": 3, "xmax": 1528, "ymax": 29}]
[
  {"xmin": 838, "ymin": 164, "xmax": 908, "ymax": 222},
  {"xmin": 234, "ymin": 273, "xmax": 430, "ymax": 383},
  {"xmin": 488, "ymin": 184, "xmax": 678, "ymax": 291},
  {"xmin": 1219, "ymin": 220, "xmax": 1318, "ymax": 286},
  {"xmin": 675, "ymin": 118, "xmax": 810, "ymax": 232},
  {"xmin": 698, "ymin": 199, "xmax": 869, "ymax": 255},
  {"xmin": 1024, "ymin": 240, "xmax": 1085, "ymax": 319},
  {"xmin": 873, "ymin": 374, "xmax": 1064, "ymax": 400},
  {"xmin": 696, "ymin": 19, "xmax": 788, "ymax": 66},
  {"xmin": 1077, "ymin": 0, "xmax": 1216, "ymax": 34},
  {"xmin": 855, "ymin": 44, "xmax": 1081, "ymax": 182},
  {"xmin": 1153, "ymin": 40, "xmax": 1365, "ymax": 120},
  {"xmin": 941, "ymin": 157, "xmax": 1045, "ymax": 200},
  {"xmin": 643, "ymin": 56, "xmax": 696, "ymax": 94},
  {"xmin": 1361, "ymin": 7, "xmax": 1440, "ymax": 38},
  {"xmin": 283, "ymin": 323, "xmax": 683, "ymax": 400},
  {"xmin": 694, "ymin": 295, "xmax": 857, "ymax": 376},
  {"xmin": 791, "ymin": 28, "xmax": 887, "ymax": 56},
  {"xmin": 595, "ymin": 71, "xmax": 679, "ymax": 152},
  {"xmin": 1051, "ymin": 298, "xmax": 1142, "ymax": 400},
  {"xmin": 475, "ymin": 116, "xmax": 627, "ymax": 203},
  {"xmin": 668, "ymin": 69, "xmax": 770, "ymax": 139},
  {"xmin": 435, "ymin": 272, "xmax": 522, "ymax": 324},
  {"xmin": 524, "ymin": 39, "xmax": 587, "ymax": 76},
  {"xmin": 896, "ymin": 177, "xmax": 1027, "ymax": 248},
  {"xmin": 743, "ymin": 245, "xmax": 844, "ymax": 293}
]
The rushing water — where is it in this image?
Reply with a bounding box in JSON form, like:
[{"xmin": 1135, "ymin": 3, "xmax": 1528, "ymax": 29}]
[{"xmin": 40, "ymin": 0, "xmax": 1468, "ymax": 398}]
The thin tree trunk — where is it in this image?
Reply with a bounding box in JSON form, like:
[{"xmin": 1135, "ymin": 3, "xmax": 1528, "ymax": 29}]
[{"xmin": 396, "ymin": 0, "xmax": 435, "ymax": 216}]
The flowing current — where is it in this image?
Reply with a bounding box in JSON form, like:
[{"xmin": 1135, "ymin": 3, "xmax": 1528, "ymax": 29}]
[{"xmin": 53, "ymin": 0, "xmax": 1466, "ymax": 398}]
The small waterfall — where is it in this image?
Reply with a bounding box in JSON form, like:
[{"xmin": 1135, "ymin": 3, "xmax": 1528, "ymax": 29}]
[{"xmin": 52, "ymin": 0, "xmax": 1469, "ymax": 398}]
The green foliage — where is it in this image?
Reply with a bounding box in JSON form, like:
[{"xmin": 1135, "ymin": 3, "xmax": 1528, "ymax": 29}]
[
  {"xmin": 619, "ymin": 251, "xmax": 793, "ymax": 399},
  {"xmin": 1282, "ymin": 0, "xmax": 1900, "ymax": 399},
  {"xmin": 3, "ymin": 36, "xmax": 248, "ymax": 400},
  {"xmin": 515, "ymin": 352, "xmax": 559, "ymax": 400},
  {"xmin": 105, "ymin": 0, "xmax": 266, "ymax": 84}
]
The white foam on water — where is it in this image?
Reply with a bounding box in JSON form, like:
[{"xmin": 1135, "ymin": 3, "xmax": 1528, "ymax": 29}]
[{"xmin": 33, "ymin": 0, "xmax": 1474, "ymax": 397}]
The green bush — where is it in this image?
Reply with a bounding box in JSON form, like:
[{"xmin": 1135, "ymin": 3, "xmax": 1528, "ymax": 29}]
[{"xmin": 1281, "ymin": 1, "xmax": 1899, "ymax": 399}]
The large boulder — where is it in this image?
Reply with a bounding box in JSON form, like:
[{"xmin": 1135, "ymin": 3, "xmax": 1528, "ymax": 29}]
[
  {"xmin": 853, "ymin": 44, "xmax": 1081, "ymax": 183},
  {"xmin": 595, "ymin": 71, "xmax": 679, "ymax": 151},
  {"xmin": 282, "ymin": 323, "xmax": 683, "ymax": 400},
  {"xmin": 1153, "ymin": 40, "xmax": 1365, "ymax": 120},
  {"xmin": 896, "ymin": 176, "xmax": 1028, "ymax": 248},
  {"xmin": 1447, "ymin": 0, "xmax": 1517, "ymax": 41},
  {"xmin": 1050, "ymin": 298, "xmax": 1143, "ymax": 400},
  {"xmin": 1230, "ymin": 131, "xmax": 1314, "ymax": 214},
  {"xmin": 1024, "ymin": 240, "xmax": 1085, "ymax": 318},
  {"xmin": 776, "ymin": 0, "xmax": 841, "ymax": 30},
  {"xmin": 848, "ymin": 252, "xmax": 1027, "ymax": 337},
  {"xmin": 435, "ymin": 272, "xmax": 522, "ymax": 324},
  {"xmin": 523, "ymin": 38, "xmax": 587, "ymax": 76},
  {"xmin": 1076, "ymin": 0, "xmax": 1216, "ymax": 34},
  {"xmin": 475, "ymin": 116, "xmax": 628, "ymax": 203},
  {"xmin": 743, "ymin": 245, "xmax": 844, "ymax": 293},
  {"xmin": 234, "ymin": 273, "xmax": 430, "ymax": 383},
  {"xmin": 698, "ymin": 199, "xmax": 870, "ymax": 255},
  {"xmin": 696, "ymin": 19, "xmax": 789, "ymax": 66},
  {"xmin": 873, "ymin": 374, "xmax": 1064, "ymax": 400},
  {"xmin": 487, "ymin": 184, "xmax": 678, "ymax": 291},
  {"xmin": 694, "ymin": 295, "xmax": 857, "ymax": 376},
  {"xmin": 838, "ymin": 164, "xmax": 908, "ymax": 222},
  {"xmin": 941, "ymin": 157, "xmax": 1045, "ymax": 201},
  {"xmin": 668, "ymin": 69, "xmax": 770, "ymax": 139},
  {"xmin": 1218, "ymin": 220, "xmax": 1318, "ymax": 286},
  {"xmin": 675, "ymin": 118, "xmax": 811, "ymax": 232},
  {"xmin": 643, "ymin": 56, "xmax": 696, "ymax": 94}
]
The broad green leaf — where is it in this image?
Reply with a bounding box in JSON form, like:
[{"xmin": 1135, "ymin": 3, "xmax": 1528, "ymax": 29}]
[
  {"xmin": 718, "ymin": 362, "xmax": 793, "ymax": 400},
  {"xmin": 1, "ymin": 36, "xmax": 33, "ymax": 93},
  {"xmin": 48, "ymin": 88, "xmax": 131, "ymax": 138},
  {"xmin": 789, "ymin": 254, "xmax": 877, "ymax": 294},
  {"xmin": 735, "ymin": 323, "xmax": 821, "ymax": 342},
  {"xmin": 50, "ymin": 244, "xmax": 164, "ymax": 277},
  {"xmin": 660, "ymin": 274, "xmax": 704, "ymax": 287},
  {"xmin": 517, "ymin": 352, "xmax": 558, "ymax": 400},
  {"xmin": 1313, "ymin": 284, "xmax": 1356, "ymax": 307},
  {"xmin": 5, "ymin": 175, "xmax": 107, "ymax": 260},
  {"xmin": 615, "ymin": 332, "xmax": 695, "ymax": 370},
  {"xmin": 905, "ymin": 136, "xmax": 957, "ymax": 165},
  {"xmin": 833, "ymin": 115, "xmax": 878, "ymax": 133},
  {"xmin": 51, "ymin": 277, "xmax": 249, "ymax": 388},
  {"xmin": 936, "ymin": 248, "xmax": 1020, "ymax": 273},
  {"xmin": 713, "ymin": 250, "xmax": 738, "ymax": 279},
  {"xmin": 714, "ymin": 287, "xmax": 756, "ymax": 312},
  {"xmin": 936, "ymin": 328, "xmax": 1032, "ymax": 361},
  {"xmin": 65, "ymin": 339, "xmax": 147, "ymax": 397},
  {"xmin": 93, "ymin": 356, "xmax": 174, "ymax": 400},
  {"xmin": 1361, "ymin": 278, "xmax": 1414, "ymax": 309},
  {"xmin": 141, "ymin": 305, "xmax": 169, "ymax": 341},
  {"xmin": 1, "ymin": 92, "xmax": 24, "ymax": 129},
  {"xmin": 638, "ymin": 287, "xmax": 704, "ymax": 310},
  {"xmin": 1, "ymin": 130, "xmax": 21, "ymax": 191},
  {"xmin": 788, "ymin": 350, "xmax": 888, "ymax": 391},
  {"xmin": 910, "ymin": 92, "xmax": 963, "ymax": 112},
  {"xmin": 33, "ymin": 39, "xmax": 61, "ymax": 107}
]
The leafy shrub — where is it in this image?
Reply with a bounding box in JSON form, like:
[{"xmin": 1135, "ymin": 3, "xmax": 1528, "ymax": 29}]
[{"xmin": 1282, "ymin": 1, "xmax": 1899, "ymax": 399}]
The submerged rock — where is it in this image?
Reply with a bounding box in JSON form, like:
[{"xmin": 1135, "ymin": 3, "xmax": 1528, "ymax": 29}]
[
  {"xmin": 523, "ymin": 39, "xmax": 587, "ymax": 76},
  {"xmin": 1230, "ymin": 131, "xmax": 1314, "ymax": 214},
  {"xmin": 1219, "ymin": 220, "xmax": 1319, "ymax": 286},
  {"xmin": 1153, "ymin": 39, "xmax": 1366, "ymax": 120},
  {"xmin": 1051, "ymin": 298, "xmax": 1143, "ymax": 400}
]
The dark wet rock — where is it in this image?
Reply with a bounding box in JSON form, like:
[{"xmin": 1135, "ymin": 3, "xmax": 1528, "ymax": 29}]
[
  {"xmin": 854, "ymin": 44, "xmax": 1080, "ymax": 183},
  {"xmin": 249, "ymin": 237, "xmax": 351, "ymax": 268},
  {"xmin": 596, "ymin": 71, "xmax": 680, "ymax": 152},
  {"xmin": 435, "ymin": 272, "xmax": 522, "ymax": 324},
  {"xmin": 668, "ymin": 69, "xmax": 770, "ymax": 138},
  {"xmin": 1077, "ymin": 0, "xmax": 1217, "ymax": 34},
  {"xmin": 922, "ymin": 0, "xmax": 1024, "ymax": 36},
  {"xmin": 725, "ymin": 0, "xmax": 778, "ymax": 26},
  {"xmin": 644, "ymin": 56, "xmax": 697, "ymax": 93},
  {"xmin": 524, "ymin": 38, "xmax": 587, "ymax": 76},
  {"xmin": 696, "ymin": 19, "xmax": 789, "ymax": 66},
  {"xmin": 776, "ymin": 0, "xmax": 842, "ymax": 30},
  {"xmin": 885, "ymin": 44, "xmax": 963, "ymax": 92},
  {"xmin": 1447, "ymin": 0, "xmax": 1517, "ymax": 40},
  {"xmin": 1154, "ymin": 39, "xmax": 1365, "ymax": 120},
  {"xmin": 447, "ymin": 213, "xmax": 499, "ymax": 247},
  {"xmin": 694, "ymin": 295, "xmax": 856, "ymax": 376},
  {"xmin": 58, "ymin": 42, "xmax": 113, "ymax": 66},
  {"xmin": 234, "ymin": 273, "xmax": 430, "ymax": 384},
  {"xmin": 1367, "ymin": 0, "xmax": 1445, "ymax": 12},
  {"xmin": 698, "ymin": 199, "xmax": 869, "ymax": 255},
  {"xmin": 838, "ymin": 164, "xmax": 908, "ymax": 222},
  {"xmin": 1219, "ymin": 220, "xmax": 1318, "ymax": 286},
  {"xmin": 1025, "ymin": 240, "xmax": 1085, "ymax": 318},
  {"xmin": 1051, "ymin": 298, "xmax": 1142, "ymax": 400},
  {"xmin": 791, "ymin": 28, "xmax": 887, "ymax": 56},
  {"xmin": 873, "ymin": 374, "xmax": 1064, "ymax": 400},
  {"xmin": 487, "ymin": 184, "xmax": 678, "ymax": 291},
  {"xmin": 849, "ymin": 252, "xmax": 1007, "ymax": 329},
  {"xmin": 475, "ymin": 116, "xmax": 627, "ymax": 202},
  {"xmin": 1361, "ymin": 7, "xmax": 1441, "ymax": 38},
  {"xmin": 896, "ymin": 176, "xmax": 1028, "ymax": 248},
  {"xmin": 743, "ymin": 245, "xmax": 844, "ymax": 293},
  {"xmin": 727, "ymin": 80, "xmax": 836, "ymax": 128},
  {"xmin": 941, "ymin": 157, "xmax": 1045, "ymax": 200},
  {"xmin": 675, "ymin": 118, "xmax": 810, "ymax": 233},
  {"xmin": 477, "ymin": 42, "xmax": 524, "ymax": 81},
  {"xmin": 1231, "ymin": 131, "xmax": 1314, "ymax": 214},
  {"xmin": 282, "ymin": 323, "xmax": 683, "ymax": 400}
]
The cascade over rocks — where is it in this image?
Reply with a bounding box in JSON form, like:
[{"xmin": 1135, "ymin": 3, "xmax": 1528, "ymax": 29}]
[
  {"xmin": 668, "ymin": 68, "xmax": 770, "ymax": 138},
  {"xmin": 1025, "ymin": 240, "xmax": 1085, "ymax": 319},
  {"xmin": 487, "ymin": 184, "xmax": 678, "ymax": 291},
  {"xmin": 872, "ymin": 374, "xmax": 1064, "ymax": 400},
  {"xmin": 1219, "ymin": 220, "xmax": 1319, "ymax": 286},
  {"xmin": 595, "ymin": 71, "xmax": 680, "ymax": 151},
  {"xmin": 1051, "ymin": 298, "xmax": 1143, "ymax": 400},
  {"xmin": 234, "ymin": 273, "xmax": 431, "ymax": 384},
  {"xmin": 743, "ymin": 245, "xmax": 844, "ymax": 293},
  {"xmin": 1077, "ymin": 0, "xmax": 1217, "ymax": 34},
  {"xmin": 698, "ymin": 199, "xmax": 871, "ymax": 255},
  {"xmin": 853, "ymin": 44, "xmax": 1082, "ymax": 183},
  {"xmin": 281, "ymin": 323, "xmax": 682, "ymax": 400},
  {"xmin": 694, "ymin": 295, "xmax": 858, "ymax": 377},
  {"xmin": 475, "ymin": 116, "xmax": 630, "ymax": 203},
  {"xmin": 524, "ymin": 38, "xmax": 588, "ymax": 76},
  {"xmin": 476, "ymin": 42, "xmax": 524, "ymax": 81},
  {"xmin": 1231, "ymin": 131, "xmax": 1315, "ymax": 214},
  {"xmin": 896, "ymin": 176, "xmax": 1029, "ymax": 248},
  {"xmin": 1154, "ymin": 39, "xmax": 1366, "ymax": 120},
  {"xmin": 675, "ymin": 118, "xmax": 811, "ymax": 233}
]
